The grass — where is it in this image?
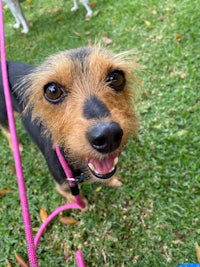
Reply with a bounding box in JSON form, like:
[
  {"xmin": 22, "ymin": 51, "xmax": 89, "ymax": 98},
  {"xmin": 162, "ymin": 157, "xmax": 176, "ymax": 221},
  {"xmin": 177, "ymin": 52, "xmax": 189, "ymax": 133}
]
[{"xmin": 0, "ymin": 0, "xmax": 199, "ymax": 266}]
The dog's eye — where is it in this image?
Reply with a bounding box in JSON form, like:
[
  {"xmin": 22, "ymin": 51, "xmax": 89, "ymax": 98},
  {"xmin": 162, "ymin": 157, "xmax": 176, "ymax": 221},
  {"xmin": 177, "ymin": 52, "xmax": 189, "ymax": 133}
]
[
  {"xmin": 44, "ymin": 82, "xmax": 66, "ymax": 103},
  {"xmin": 106, "ymin": 70, "xmax": 126, "ymax": 91}
]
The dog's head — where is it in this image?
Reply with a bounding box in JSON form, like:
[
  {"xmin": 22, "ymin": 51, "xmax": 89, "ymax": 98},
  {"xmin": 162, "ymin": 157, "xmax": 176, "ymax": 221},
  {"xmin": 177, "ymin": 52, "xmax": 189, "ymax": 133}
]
[{"xmin": 20, "ymin": 47, "xmax": 138, "ymax": 182}]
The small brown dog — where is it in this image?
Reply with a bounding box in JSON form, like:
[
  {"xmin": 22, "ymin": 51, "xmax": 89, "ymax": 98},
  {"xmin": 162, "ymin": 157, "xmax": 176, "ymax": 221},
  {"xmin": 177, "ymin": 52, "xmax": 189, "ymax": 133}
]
[{"xmin": 0, "ymin": 46, "xmax": 137, "ymax": 207}]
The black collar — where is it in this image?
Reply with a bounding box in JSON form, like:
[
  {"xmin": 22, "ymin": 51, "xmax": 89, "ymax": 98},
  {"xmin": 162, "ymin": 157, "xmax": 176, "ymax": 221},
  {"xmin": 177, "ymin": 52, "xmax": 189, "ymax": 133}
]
[{"xmin": 74, "ymin": 172, "xmax": 89, "ymax": 183}]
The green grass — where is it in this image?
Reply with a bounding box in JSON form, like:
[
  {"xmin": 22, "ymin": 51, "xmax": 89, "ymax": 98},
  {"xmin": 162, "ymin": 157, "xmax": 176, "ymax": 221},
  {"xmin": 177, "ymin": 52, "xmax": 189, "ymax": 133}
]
[{"xmin": 0, "ymin": 0, "xmax": 199, "ymax": 266}]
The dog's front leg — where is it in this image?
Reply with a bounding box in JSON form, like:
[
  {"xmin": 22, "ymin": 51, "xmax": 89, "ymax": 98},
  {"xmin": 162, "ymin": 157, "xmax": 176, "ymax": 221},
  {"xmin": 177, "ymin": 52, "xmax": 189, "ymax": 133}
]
[
  {"xmin": 71, "ymin": 0, "xmax": 79, "ymax": 12},
  {"xmin": 5, "ymin": 0, "xmax": 29, "ymax": 33},
  {"xmin": 55, "ymin": 181, "xmax": 88, "ymax": 210},
  {"xmin": 106, "ymin": 175, "xmax": 123, "ymax": 187}
]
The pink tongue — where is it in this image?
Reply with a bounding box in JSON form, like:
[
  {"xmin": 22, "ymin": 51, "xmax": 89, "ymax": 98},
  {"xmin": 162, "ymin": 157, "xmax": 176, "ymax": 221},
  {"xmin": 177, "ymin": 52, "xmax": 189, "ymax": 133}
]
[{"xmin": 89, "ymin": 154, "xmax": 116, "ymax": 175}]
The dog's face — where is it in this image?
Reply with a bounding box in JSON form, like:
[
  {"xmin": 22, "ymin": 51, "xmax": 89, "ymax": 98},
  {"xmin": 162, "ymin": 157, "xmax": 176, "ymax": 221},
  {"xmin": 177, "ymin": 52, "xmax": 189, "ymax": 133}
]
[{"xmin": 21, "ymin": 47, "xmax": 137, "ymax": 182}]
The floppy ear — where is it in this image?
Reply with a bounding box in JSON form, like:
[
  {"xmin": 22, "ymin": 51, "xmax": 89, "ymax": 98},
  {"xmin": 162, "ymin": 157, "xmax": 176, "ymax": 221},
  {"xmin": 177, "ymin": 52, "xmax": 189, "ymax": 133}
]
[
  {"xmin": 6, "ymin": 61, "xmax": 35, "ymax": 89},
  {"xmin": 0, "ymin": 62, "xmax": 35, "ymax": 112}
]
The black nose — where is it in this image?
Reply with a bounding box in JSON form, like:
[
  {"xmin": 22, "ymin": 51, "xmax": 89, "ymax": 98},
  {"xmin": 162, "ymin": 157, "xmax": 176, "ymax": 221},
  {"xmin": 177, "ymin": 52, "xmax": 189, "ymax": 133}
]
[{"xmin": 86, "ymin": 122, "xmax": 123, "ymax": 153}]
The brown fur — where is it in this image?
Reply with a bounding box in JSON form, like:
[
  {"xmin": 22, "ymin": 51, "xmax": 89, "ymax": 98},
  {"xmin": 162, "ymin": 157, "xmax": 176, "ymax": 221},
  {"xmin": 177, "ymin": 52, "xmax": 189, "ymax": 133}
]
[{"xmin": 12, "ymin": 46, "xmax": 138, "ymax": 207}]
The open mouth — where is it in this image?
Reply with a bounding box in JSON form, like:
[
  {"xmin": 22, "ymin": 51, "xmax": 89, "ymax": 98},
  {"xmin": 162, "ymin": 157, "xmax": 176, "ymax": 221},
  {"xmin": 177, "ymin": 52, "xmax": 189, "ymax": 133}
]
[{"xmin": 87, "ymin": 153, "xmax": 119, "ymax": 179}]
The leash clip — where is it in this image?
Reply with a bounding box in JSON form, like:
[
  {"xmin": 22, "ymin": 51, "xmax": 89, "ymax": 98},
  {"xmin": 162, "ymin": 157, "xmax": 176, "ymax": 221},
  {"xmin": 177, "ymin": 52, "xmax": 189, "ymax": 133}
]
[
  {"xmin": 74, "ymin": 173, "xmax": 89, "ymax": 183},
  {"xmin": 67, "ymin": 177, "xmax": 77, "ymax": 182}
]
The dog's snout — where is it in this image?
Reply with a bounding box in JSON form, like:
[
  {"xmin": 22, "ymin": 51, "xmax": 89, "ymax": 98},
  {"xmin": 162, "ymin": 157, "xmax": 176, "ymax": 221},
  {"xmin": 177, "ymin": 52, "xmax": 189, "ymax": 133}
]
[{"xmin": 86, "ymin": 122, "xmax": 123, "ymax": 153}]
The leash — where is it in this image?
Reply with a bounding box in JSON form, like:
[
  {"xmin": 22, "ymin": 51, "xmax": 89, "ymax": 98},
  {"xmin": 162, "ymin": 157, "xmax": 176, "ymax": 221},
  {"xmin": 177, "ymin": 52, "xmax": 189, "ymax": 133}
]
[
  {"xmin": 0, "ymin": 0, "xmax": 38, "ymax": 265},
  {"xmin": 55, "ymin": 145, "xmax": 86, "ymax": 208},
  {"xmin": 0, "ymin": 1, "xmax": 86, "ymax": 266}
]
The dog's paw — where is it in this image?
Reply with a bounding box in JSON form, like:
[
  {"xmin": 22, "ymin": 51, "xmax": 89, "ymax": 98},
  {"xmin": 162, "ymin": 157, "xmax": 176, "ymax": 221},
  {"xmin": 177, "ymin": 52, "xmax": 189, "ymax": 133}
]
[
  {"xmin": 13, "ymin": 22, "xmax": 20, "ymax": 29},
  {"xmin": 55, "ymin": 183, "xmax": 88, "ymax": 210},
  {"xmin": 21, "ymin": 27, "xmax": 29, "ymax": 34},
  {"xmin": 86, "ymin": 10, "xmax": 93, "ymax": 17},
  {"xmin": 71, "ymin": 6, "xmax": 78, "ymax": 12},
  {"xmin": 106, "ymin": 176, "xmax": 123, "ymax": 187},
  {"xmin": 77, "ymin": 194, "xmax": 89, "ymax": 211},
  {"xmin": 65, "ymin": 192, "xmax": 88, "ymax": 211}
]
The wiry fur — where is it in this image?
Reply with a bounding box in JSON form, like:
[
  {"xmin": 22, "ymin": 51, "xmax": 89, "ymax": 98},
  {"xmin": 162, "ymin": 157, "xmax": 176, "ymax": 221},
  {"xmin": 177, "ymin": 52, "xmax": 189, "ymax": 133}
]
[
  {"xmin": 1, "ymin": 46, "xmax": 138, "ymax": 207},
  {"xmin": 20, "ymin": 48, "xmax": 137, "ymax": 144}
]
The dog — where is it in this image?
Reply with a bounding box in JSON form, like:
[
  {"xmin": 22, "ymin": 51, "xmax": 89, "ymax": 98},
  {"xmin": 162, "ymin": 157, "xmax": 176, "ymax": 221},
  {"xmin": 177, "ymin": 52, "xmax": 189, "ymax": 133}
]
[
  {"xmin": 3, "ymin": 0, "xmax": 93, "ymax": 34},
  {"xmin": 3, "ymin": 0, "xmax": 29, "ymax": 34},
  {"xmin": 0, "ymin": 46, "xmax": 137, "ymax": 207},
  {"xmin": 71, "ymin": 0, "xmax": 93, "ymax": 17}
]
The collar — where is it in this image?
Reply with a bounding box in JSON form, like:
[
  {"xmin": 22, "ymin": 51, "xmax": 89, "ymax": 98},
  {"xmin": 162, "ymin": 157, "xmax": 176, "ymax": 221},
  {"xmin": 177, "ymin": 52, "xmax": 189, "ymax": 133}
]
[{"xmin": 55, "ymin": 145, "xmax": 89, "ymax": 184}]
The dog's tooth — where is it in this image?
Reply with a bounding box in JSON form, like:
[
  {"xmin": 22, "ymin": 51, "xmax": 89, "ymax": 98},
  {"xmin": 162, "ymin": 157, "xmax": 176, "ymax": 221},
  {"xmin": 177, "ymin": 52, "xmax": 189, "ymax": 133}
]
[
  {"xmin": 114, "ymin": 157, "xmax": 119, "ymax": 166},
  {"xmin": 109, "ymin": 166, "xmax": 115, "ymax": 173},
  {"xmin": 88, "ymin": 163, "xmax": 100, "ymax": 175},
  {"xmin": 88, "ymin": 162, "xmax": 95, "ymax": 172}
]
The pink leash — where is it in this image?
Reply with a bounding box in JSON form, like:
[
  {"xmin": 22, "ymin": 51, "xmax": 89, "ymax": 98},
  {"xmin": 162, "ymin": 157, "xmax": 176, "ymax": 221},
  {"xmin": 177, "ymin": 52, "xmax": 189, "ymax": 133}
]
[
  {"xmin": 0, "ymin": 1, "xmax": 38, "ymax": 266},
  {"xmin": 0, "ymin": 1, "xmax": 86, "ymax": 266}
]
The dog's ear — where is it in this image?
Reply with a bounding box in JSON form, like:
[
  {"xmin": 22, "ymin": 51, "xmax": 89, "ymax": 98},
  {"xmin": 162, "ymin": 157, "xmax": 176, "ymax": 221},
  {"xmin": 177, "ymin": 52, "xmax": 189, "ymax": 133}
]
[{"xmin": 7, "ymin": 62, "xmax": 35, "ymax": 89}]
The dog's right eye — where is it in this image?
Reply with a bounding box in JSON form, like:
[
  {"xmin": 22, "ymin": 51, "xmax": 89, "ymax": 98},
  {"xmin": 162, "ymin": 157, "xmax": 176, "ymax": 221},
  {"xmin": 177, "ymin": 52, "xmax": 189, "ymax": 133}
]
[{"xmin": 44, "ymin": 82, "xmax": 66, "ymax": 104}]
